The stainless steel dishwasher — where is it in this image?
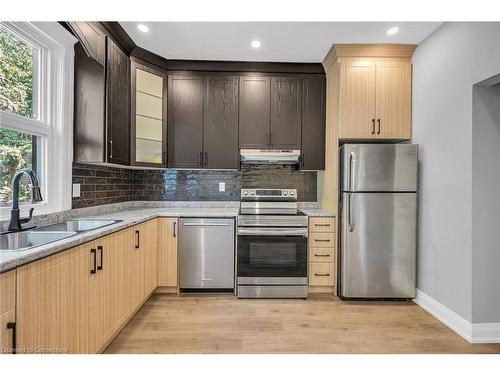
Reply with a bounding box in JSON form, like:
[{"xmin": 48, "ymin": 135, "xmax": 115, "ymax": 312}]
[{"xmin": 179, "ymin": 218, "xmax": 235, "ymax": 291}]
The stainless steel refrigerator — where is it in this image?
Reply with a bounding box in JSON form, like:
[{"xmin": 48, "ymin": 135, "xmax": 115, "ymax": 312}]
[{"xmin": 339, "ymin": 144, "xmax": 418, "ymax": 299}]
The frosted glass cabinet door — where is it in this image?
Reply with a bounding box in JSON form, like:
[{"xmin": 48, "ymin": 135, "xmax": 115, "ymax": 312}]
[{"xmin": 132, "ymin": 62, "xmax": 166, "ymax": 166}]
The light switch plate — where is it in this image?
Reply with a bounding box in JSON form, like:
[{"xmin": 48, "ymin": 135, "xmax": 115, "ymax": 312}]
[
  {"xmin": 218, "ymin": 182, "xmax": 225, "ymax": 192},
  {"xmin": 72, "ymin": 183, "xmax": 81, "ymax": 198}
]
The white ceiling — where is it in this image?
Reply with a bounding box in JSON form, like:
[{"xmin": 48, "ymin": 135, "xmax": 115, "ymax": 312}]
[{"xmin": 120, "ymin": 22, "xmax": 442, "ymax": 63}]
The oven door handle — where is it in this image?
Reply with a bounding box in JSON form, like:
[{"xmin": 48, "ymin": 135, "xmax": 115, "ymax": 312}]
[{"xmin": 237, "ymin": 227, "xmax": 308, "ymax": 237}]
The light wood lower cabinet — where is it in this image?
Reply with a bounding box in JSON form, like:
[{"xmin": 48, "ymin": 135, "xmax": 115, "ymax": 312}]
[
  {"xmin": 308, "ymin": 216, "xmax": 337, "ymax": 295},
  {"xmin": 1, "ymin": 270, "xmax": 16, "ymax": 354},
  {"xmin": 15, "ymin": 219, "xmax": 160, "ymax": 354},
  {"xmin": 158, "ymin": 218, "xmax": 178, "ymax": 288}
]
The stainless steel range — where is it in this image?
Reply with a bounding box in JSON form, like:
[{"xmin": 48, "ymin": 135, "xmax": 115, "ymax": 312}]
[{"xmin": 237, "ymin": 188, "xmax": 308, "ymax": 298}]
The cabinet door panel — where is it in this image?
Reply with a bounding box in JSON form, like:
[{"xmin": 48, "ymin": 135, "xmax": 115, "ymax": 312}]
[
  {"xmin": 301, "ymin": 76, "xmax": 325, "ymax": 170},
  {"xmin": 143, "ymin": 219, "xmax": 158, "ymax": 295},
  {"xmin": 375, "ymin": 62, "xmax": 412, "ymax": 139},
  {"xmin": 158, "ymin": 218, "xmax": 178, "ymax": 287},
  {"xmin": 339, "ymin": 61, "xmax": 376, "ymax": 139},
  {"xmin": 204, "ymin": 75, "xmax": 239, "ymax": 169},
  {"xmin": 168, "ymin": 75, "xmax": 204, "ymax": 168},
  {"xmin": 107, "ymin": 39, "xmax": 130, "ymax": 165},
  {"xmin": 17, "ymin": 245, "xmax": 90, "ymax": 353},
  {"xmin": 271, "ymin": 76, "xmax": 301, "ymax": 148},
  {"xmin": 239, "ymin": 76, "xmax": 271, "ymax": 148}
]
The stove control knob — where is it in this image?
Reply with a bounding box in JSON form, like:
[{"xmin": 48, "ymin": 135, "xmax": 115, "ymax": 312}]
[
  {"xmin": 290, "ymin": 191, "xmax": 295, "ymax": 196},
  {"xmin": 250, "ymin": 191, "xmax": 255, "ymax": 196},
  {"xmin": 243, "ymin": 191, "xmax": 248, "ymax": 196},
  {"xmin": 283, "ymin": 191, "xmax": 288, "ymax": 196}
]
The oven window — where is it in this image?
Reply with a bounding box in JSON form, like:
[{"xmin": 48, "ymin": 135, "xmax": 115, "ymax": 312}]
[
  {"xmin": 249, "ymin": 242, "xmax": 297, "ymax": 267},
  {"xmin": 237, "ymin": 235, "xmax": 307, "ymax": 278}
]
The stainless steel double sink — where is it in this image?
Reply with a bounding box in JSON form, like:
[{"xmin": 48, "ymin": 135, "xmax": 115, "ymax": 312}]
[{"xmin": 0, "ymin": 220, "xmax": 121, "ymax": 252}]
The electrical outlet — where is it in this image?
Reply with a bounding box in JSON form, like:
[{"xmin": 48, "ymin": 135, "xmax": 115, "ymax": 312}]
[
  {"xmin": 218, "ymin": 182, "xmax": 225, "ymax": 192},
  {"xmin": 72, "ymin": 183, "xmax": 81, "ymax": 198}
]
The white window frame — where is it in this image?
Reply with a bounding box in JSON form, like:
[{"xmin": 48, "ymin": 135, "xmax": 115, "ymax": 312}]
[{"xmin": 0, "ymin": 22, "xmax": 77, "ymax": 219}]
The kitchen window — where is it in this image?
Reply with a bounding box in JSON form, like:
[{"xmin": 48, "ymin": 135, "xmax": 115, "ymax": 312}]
[{"xmin": 0, "ymin": 22, "xmax": 76, "ymax": 218}]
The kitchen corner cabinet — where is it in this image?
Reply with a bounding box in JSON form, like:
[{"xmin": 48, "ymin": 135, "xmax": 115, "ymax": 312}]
[
  {"xmin": 74, "ymin": 26, "xmax": 130, "ymax": 165},
  {"xmin": 168, "ymin": 74, "xmax": 239, "ymax": 169},
  {"xmin": 308, "ymin": 216, "xmax": 337, "ymax": 295},
  {"xmin": 338, "ymin": 59, "xmax": 412, "ymax": 140},
  {"xmin": 0, "ymin": 270, "xmax": 16, "ymax": 354},
  {"xmin": 131, "ymin": 60, "xmax": 167, "ymax": 167},
  {"xmin": 158, "ymin": 218, "xmax": 179, "ymax": 288},
  {"xmin": 301, "ymin": 76, "xmax": 326, "ymax": 170},
  {"xmin": 15, "ymin": 220, "xmax": 158, "ymax": 354}
]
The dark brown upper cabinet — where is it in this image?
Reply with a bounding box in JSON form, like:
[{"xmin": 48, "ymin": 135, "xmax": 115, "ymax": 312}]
[
  {"xmin": 74, "ymin": 27, "xmax": 130, "ymax": 166},
  {"xmin": 167, "ymin": 75, "xmax": 204, "ymax": 168},
  {"xmin": 270, "ymin": 76, "xmax": 301, "ymax": 148},
  {"xmin": 67, "ymin": 22, "xmax": 106, "ymax": 66},
  {"xmin": 130, "ymin": 59, "xmax": 167, "ymax": 167},
  {"xmin": 203, "ymin": 75, "xmax": 239, "ymax": 169},
  {"xmin": 106, "ymin": 39, "xmax": 130, "ymax": 165},
  {"xmin": 301, "ymin": 76, "xmax": 326, "ymax": 170},
  {"xmin": 238, "ymin": 76, "xmax": 271, "ymax": 148}
]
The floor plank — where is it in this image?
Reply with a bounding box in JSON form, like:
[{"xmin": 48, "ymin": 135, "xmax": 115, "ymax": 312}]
[{"xmin": 104, "ymin": 294, "xmax": 500, "ymax": 354}]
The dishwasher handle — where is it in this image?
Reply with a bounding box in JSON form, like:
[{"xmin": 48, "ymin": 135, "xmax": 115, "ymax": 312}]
[{"xmin": 182, "ymin": 221, "xmax": 232, "ymax": 227}]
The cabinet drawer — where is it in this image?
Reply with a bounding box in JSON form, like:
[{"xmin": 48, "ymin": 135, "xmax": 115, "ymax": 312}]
[
  {"xmin": 308, "ymin": 232, "xmax": 335, "ymax": 248},
  {"xmin": 309, "ymin": 217, "xmax": 335, "ymax": 233},
  {"xmin": 309, "ymin": 263, "xmax": 335, "ymax": 286},
  {"xmin": 309, "ymin": 247, "xmax": 335, "ymax": 263}
]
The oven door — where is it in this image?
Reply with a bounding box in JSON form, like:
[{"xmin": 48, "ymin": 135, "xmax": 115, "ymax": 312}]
[{"xmin": 237, "ymin": 227, "xmax": 308, "ymax": 282}]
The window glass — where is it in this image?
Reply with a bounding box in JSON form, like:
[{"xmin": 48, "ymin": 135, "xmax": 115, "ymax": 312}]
[
  {"xmin": 0, "ymin": 24, "xmax": 39, "ymax": 119},
  {"xmin": 0, "ymin": 128, "xmax": 40, "ymax": 205}
]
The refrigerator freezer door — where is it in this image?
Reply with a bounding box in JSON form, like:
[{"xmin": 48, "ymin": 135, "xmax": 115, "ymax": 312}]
[
  {"xmin": 340, "ymin": 192, "xmax": 417, "ymax": 298},
  {"xmin": 340, "ymin": 144, "xmax": 418, "ymax": 192}
]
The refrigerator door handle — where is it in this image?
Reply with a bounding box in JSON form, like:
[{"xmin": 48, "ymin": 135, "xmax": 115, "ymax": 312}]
[
  {"xmin": 349, "ymin": 151, "xmax": 356, "ymax": 191},
  {"xmin": 347, "ymin": 193, "xmax": 355, "ymax": 232}
]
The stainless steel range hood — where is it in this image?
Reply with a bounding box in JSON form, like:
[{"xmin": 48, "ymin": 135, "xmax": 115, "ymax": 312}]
[{"xmin": 240, "ymin": 149, "xmax": 300, "ymax": 164}]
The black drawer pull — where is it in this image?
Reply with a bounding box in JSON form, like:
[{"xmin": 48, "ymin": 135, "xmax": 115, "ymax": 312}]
[
  {"xmin": 314, "ymin": 254, "xmax": 331, "ymax": 257},
  {"xmin": 6, "ymin": 322, "xmax": 16, "ymax": 353},
  {"xmin": 314, "ymin": 239, "xmax": 331, "ymax": 242},
  {"xmin": 90, "ymin": 248, "xmax": 97, "ymax": 274},
  {"xmin": 97, "ymin": 245, "xmax": 103, "ymax": 271},
  {"xmin": 314, "ymin": 224, "xmax": 331, "ymax": 227},
  {"xmin": 135, "ymin": 230, "xmax": 140, "ymax": 249},
  {"xmin": 173, "ymin": 221, "xmax": 176, "ymax": 237},
  {"xmin": 314, "ymin": 273, "xmax": 331, "ymax": 277}
]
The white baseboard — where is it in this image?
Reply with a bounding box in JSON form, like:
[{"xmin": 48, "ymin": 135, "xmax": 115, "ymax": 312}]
[{"xmin": 414, "ymin": 289, "xmax": 500, "ymax": 343}]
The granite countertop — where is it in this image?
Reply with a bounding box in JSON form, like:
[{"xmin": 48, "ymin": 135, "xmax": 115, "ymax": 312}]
[
  {"xmin": 0, "ymin": 206, "xmax": 239, "ymax": 273},
  {"xmin": 300, "ymin": 208, "xmax": 336, "ymax": 217},
  {"xmin": 1, "ymin": 201, "xmax": 334, "ymax": 273}
]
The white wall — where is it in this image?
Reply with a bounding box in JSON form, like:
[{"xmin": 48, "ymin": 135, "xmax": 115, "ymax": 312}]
[
  {"xmin": 412, "ymin": 22, "xmax": 500, "ymax": 322},
  {"xmin": 472, "ymin": 82, "xmax": 500, "ymax": 324}
]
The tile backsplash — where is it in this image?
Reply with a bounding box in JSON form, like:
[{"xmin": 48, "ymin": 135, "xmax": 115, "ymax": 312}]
[{"xmin": 72, "ymin": 163, "xmax": 317, "ymax": 209}]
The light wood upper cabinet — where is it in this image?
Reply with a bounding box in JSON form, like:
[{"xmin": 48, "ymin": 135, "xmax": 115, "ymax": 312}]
[
  {"xmin": 339, "ymin": 61, "xmax": 376, "ymax": 139},
  {"xmin": 158, "ymin": 218, "xmax": 178, "ymax": 288},
  {"xmin": 338, "ymin": 59, "xmax": 412, "ymax": 140},
  {"xmin": 375, "ymin": 62, "xmax": 412, "ymax": 139},
  {"xmin": 327, "ymin": 45, "xmax": 415, "ymax": 141}
]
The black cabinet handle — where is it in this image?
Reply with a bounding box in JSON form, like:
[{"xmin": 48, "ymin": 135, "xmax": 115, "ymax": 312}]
[
  {"xmin": 97, "ymin": 245, "xmax": 103, "ymax": 271},
  {"xmin": 6, "ymin": 322, "xmax": 16, "ymax": 354},
  {"xmin": 199, "ymin": 152, "xmax": 203, "ymax": 166},
  {"xmin": 109, "ymin": 139, "xmax": 113, "ymax": 159},
  {"xmin": 135, "ymin": 230, "xmax": 140, "ymax": 249},
  {"xmin": 173, "ymin": 221, "xmax": 176, "ymax": 237},
  {"xmin": 314, "ymin": 224, "xmax": 331, "ymax": 227},
  {"xmin": 372, "ymin": 119, "xmax": 375, "ymax": 134},
  {"xmin": 204, "ymin": 152, "xmax": 208, "ymax": 167},
  {"xmin": 377, "ymin": 119, "xmax": 381, "ymax": 134},
  {"xmin": 314, "ymin": 239, "xmax": 331, "ymax": 242},
  {"xmin": 162, "ymin": 150, "xmax": 166, "ymax": 165},
  {"xmin": 314, "ymin": 273, "xmax": 331, "ymax": 277},
  {"xmin": 90, "ymin": 248, "xmax": 97, "ymax": 274},
  {"xmin": 314, "ymin": 254, "xmax": 331, "ymax": 257}
]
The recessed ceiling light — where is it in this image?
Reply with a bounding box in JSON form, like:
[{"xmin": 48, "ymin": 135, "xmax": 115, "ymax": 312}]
[
  {"xmin": 137, "ymin": 24, "xmax": 149, "ymax": 33},
  {"xmin": 387, "ymin": 26, "xmax": 399, "ymax": 35},
  {"xmin": 251, "ymin": 40, "xmax": 261, "ymax": 48}
]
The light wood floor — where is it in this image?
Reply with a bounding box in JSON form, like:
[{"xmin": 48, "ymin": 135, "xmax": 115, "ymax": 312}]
[{"xmin": 104, "ymin": 293, "xmax": 500, "ymax": 354}]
